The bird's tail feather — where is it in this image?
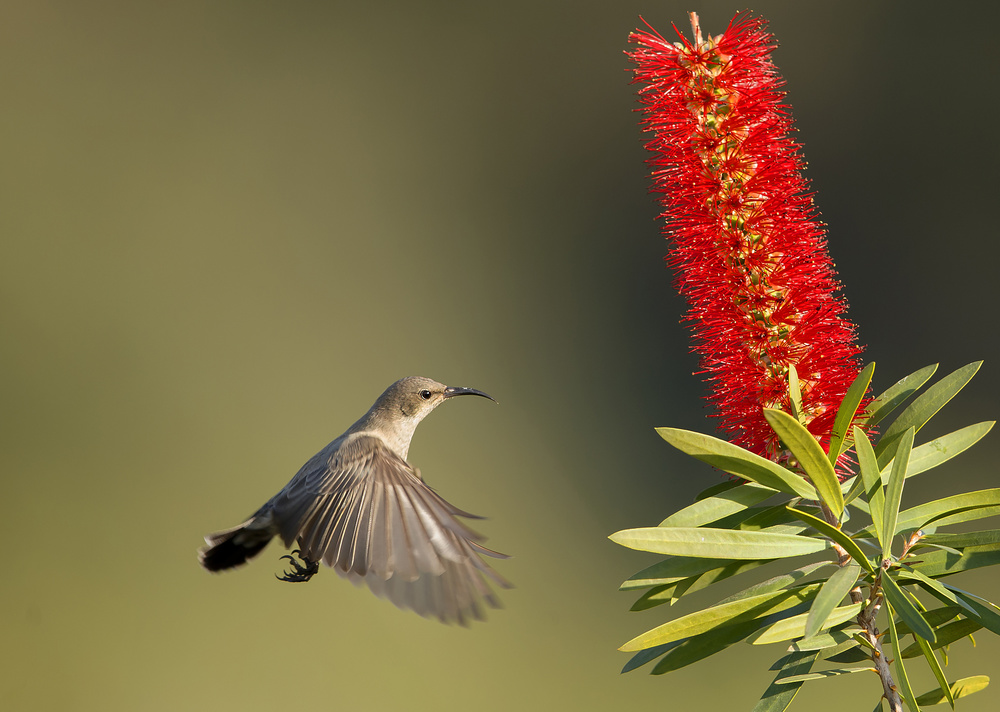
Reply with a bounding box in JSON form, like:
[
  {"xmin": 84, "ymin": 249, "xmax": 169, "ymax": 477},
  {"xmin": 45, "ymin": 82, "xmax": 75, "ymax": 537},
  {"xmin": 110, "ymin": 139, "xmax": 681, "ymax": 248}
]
[{"xmin": 199, "ymin": 518, "xmax": 272, "ymax": 572}]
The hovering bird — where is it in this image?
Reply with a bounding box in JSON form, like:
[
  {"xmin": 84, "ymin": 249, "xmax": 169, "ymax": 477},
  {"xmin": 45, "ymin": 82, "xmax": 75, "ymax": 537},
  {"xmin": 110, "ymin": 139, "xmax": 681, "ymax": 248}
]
[{"xmin": 199, "ymin": 376, "xmax": 510, "ymax": 624}]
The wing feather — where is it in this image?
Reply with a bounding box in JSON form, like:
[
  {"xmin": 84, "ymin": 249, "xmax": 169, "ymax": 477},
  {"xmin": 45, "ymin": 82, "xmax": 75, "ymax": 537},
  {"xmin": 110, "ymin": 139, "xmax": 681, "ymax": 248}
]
[{"xmin": 269, "ymin": 434, "xmax": 508, "ymax": 624}]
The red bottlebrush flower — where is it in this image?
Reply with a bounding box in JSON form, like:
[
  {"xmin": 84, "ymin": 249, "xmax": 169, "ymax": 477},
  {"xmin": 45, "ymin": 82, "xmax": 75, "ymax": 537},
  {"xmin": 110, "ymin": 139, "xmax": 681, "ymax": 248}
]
[{"xmin": 628, "ymin": 12, "xmax": 864, "ymax": 464}]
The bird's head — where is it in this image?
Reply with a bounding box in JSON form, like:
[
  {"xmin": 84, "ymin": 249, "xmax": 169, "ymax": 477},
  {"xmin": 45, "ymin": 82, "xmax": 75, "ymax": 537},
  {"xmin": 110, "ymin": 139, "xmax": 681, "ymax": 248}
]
[{"xmin": 378, "ymin": 376, "xmax": 496, "ymax": 422}]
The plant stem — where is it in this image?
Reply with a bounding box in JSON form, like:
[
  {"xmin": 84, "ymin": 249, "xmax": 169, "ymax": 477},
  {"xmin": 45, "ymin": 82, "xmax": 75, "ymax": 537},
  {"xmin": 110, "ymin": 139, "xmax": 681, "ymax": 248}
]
[
  {"xmin": 820, "ymin": 505, "xmax": 901, "ymax": 711},
  {"xmin": 858, "ymin": 572, "xmax": 901, "ymax": 712}
]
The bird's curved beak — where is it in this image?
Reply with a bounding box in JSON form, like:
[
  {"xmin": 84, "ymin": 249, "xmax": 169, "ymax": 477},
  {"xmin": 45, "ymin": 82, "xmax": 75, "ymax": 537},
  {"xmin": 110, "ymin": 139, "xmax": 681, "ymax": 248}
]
[{"xmin": 443, "ymin": 385, "xmax": 497, "ymax": 403}]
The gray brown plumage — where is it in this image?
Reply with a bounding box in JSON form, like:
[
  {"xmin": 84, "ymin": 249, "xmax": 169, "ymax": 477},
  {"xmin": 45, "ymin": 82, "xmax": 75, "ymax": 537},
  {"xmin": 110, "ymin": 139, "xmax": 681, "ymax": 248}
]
[{"xmin": 199, "ymin": 376, "xmax": 510, "ymax": 625}]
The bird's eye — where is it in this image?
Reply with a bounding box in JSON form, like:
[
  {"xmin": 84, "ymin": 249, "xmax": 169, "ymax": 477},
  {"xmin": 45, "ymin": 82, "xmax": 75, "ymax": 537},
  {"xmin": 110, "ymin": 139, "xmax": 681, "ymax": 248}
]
[{"xmin": 419, "ymin": 389, "xmax": 432, "ymax": 400}]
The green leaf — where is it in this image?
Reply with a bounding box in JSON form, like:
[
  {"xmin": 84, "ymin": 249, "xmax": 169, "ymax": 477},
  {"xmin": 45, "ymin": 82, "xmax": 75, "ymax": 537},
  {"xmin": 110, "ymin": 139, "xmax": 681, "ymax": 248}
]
[
  {"xmin": 805, "ymin": 561, "xmax": 862, "ymax": 639},
  {"xmin": 694, "ymin": 479, "xmax": 746, "ymax": 501},
  {"xmin": 884, "ymin": 573, "xmax": 936, "ymax": 642},
  {"xmin": 716, "ymin": 562, "xmax": 832, "ymax": 605},
  {"xmin": 751, "ymin": 651, "xmax": 818, "ymax": 712},
  {"xmin": 883, "ymin": 489, "xmax": 1000, "ymax": 538},
  {"xmin": 882, "ymin": 427, "xmax": 915, "ymax": 558},
  {"xmin": 929, "ymin": 506, "xmax": 1000, "ymax": 530},
  {"xmin": 659, "ymin": 482, "xmax": 775, "ymax": 527},
  {"xmin": 914, "ymin": 542, "xmax": 964, "ymax": 557},
  {"xmin": 788, "ymin": 363, "xmax": 804, "ymax": 424},
  {"xmin": 914, "ymin": 676, "xmax": 990, "ymax": 706},
  {"xmin": 885, "ymin": 607, "xmax": 922, "ymax": 712},
  {"xmin": 619, "ymin": 584, "xmax": 821, "ymax": 652},
  {"xmin": 865, "ymin": 363, "xmax": 938, "ymax": 429},
  {"xmin": 681, "ymin": 559, "xmax": 773, "ymax": 598},
  {"xmin": 900, "ymin": 619, "xmax": 982, "ymax": 659},
  {"xmin": 620, "ymin": 558, "xmax": 721, "ymax": 590},
  {"xmin": 905, "ymin": 422, "xmax": 995, "ymax": 479},
  {"xmin": 620, "ymin": 555, "xmax": 775, "ymax": 590},
  {"xmin": 823, "ymin": 645, "xmax": 870, "ymax": 663},
  {"xmin": 793, "ymin": 626, "xmax": 862, "ymax": 651},
  {"xmin": 621, "ymin": 642, "xmax": 674, "ymax": 674},
  {"xmin": 752, "ymin": 603, "xmax": 861, "ymax": 645},
  {"xmin": 856, "ymin": 427, "xmax": 885, "ymax": 547},
  {"xmin": 609, "ymin": 527, "xmax": 832, "ymax": 560},
  {"xmin": 921, "ymin": 530, "xmax": 1000, "ymax": 548},
  {"xmin": 737, "ymin": 504, "xmax": 808, "ymax": 531},
  {"xmin": 629, "ymin": 583, "xmax": 681, "ymax": 612},
  {"xmin": 847, "ymin": 421, "xmax": 994, "ymax": 501},
  {"xmin": 828, "ymin": 362, "xmax": 876, "ymax": 465},
  {"xmin": 949, "ymin": 588, "xmax": 1000, "ymax": 636},
  {"xmin": 893, "ymin": 606, "xmax": 961, "ymax": 637},
  {"xmin": 846, "ymin": 491, "xmax": 870, "ymax": 516},
  {"xmin": 876, "ymin": 362, "xmax": 982, "ymax": 468},
  {"xmin": 650, "ymin": 618, "xmax": 765, "ymax": 675},
  {"xmin": 899, "ymin": 570, "xmax": 981, "ymax": 620},
  {"xmin": 629, "ymin": 559, "xmax": 773, "ymax": 609},
  {"xmin": 786, "ymin": 506, "xmax": 875, "ymax": 573},
  {"xmin": 775, "ymin": 666, "xmax": 875, "ymax": 684},
  {"xmin": 764, "ymin": 409, "xmax": 844, "ymax": 518},
  {"xmin": 915, "ymin": 582, "xmax": 1000, "ymax": 636},
  {"xmin": 843, "ymin": 471, "xmax": 867, "ymax": 508},
  {"xmin": 656, "ymin": 428, "xmax": 818, "ymax": 500},
  {"xmin": 914, "ymin": 635, "xmax": 955, "ymax": 709}
]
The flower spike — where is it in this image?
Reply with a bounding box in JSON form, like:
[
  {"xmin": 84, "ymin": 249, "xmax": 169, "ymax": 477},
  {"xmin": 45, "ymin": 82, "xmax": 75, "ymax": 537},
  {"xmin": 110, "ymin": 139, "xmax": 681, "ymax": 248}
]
[{"xmin": 628, "ymin": 12, "xmax": 865, "ymax": 465}]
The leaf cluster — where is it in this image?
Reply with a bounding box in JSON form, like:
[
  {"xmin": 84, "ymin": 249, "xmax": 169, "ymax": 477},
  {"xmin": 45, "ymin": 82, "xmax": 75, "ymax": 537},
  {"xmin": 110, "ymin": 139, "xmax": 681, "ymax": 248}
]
[{"xmin": 611, "ymin": 362, "xmax": 998, "ymax": 710}]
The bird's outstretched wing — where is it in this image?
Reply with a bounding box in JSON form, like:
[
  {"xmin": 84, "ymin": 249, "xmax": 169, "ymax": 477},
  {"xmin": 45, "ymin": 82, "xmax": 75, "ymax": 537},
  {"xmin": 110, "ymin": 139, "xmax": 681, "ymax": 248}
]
[{"xmin": 269, "ymin": 434, "xmax": 511, "ymax": 624}]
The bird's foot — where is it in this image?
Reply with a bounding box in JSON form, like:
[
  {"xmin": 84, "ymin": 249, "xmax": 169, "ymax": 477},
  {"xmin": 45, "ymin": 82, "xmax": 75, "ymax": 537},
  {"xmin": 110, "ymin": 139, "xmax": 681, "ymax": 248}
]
[{"xmin": 275, "ymin": 549, "xmax": 319, "ymax": 583}]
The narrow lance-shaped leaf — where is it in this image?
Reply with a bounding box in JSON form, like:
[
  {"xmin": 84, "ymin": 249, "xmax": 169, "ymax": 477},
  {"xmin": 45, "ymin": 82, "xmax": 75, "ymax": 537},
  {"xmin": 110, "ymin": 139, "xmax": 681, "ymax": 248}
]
[
  {"xmin": 912, "ymin": 578, "xmax": 1000, "ymax": 636},
  {"xmin": 876, "ymin": 361, "xmax": 982, "ymax": 467},
  {"xmin": 752, "ymin": 602, "xmax": 862, "ymax": 645},
  {"xmin": 864, "ymin": 363, "xmax": 938, "ymax": 430},
  {"xmin": 775, "ymin": 666, "xmax": 875, "ymax": 685},
  {"xmin": 914, "ymin": 676, "xmax": 991, "ymax": 707},
  {"xmin": 794, "ymin": 626, "xmax": 862, "ymax": 652},
  {"xmin": 821, "ymin": 642, "xmax": 869, "ymax": 663},
  {"xmin": 716, "ymin": 562, "xmax": 832, "ymax": 605},
  {"xmin": 786, "ymin": 506, "xmax": 874, "ymax": 573},
  {"xmin": 873, "ymin": 488, "xmax": 1000, "ymax": 539},
  {"xmin": 650, "ymin": 618, "xmax": 766, "ymax": 675},
  {"xmin": 885, "ymin": 606, "xmax": 922, "ymax": 712},
  {"xmin": 621, "ymin": 643, "xmax": 675, "ymax": 674},
  {"xmin": 904, "ymin": 421, "xmax": 995, "ymax": 479},
  {"xmin": 920, "ymin": 530, "xmax": 1000, "ymax": 548},
  {"xmin": 630, "ymin": 559, "xmax": 775, "ymax": 609},
  {"xmin": 883, "ymin": 573, "xmax": 936, "ymax": 643},
  {"xmin": 893, "ymin": 605, "xmax": 962, "ymax": 637},
  {"xmin": 828, "ymin": 361, "xmax": 875, "ymax": 465},
  {"xmin": 621, "ymin": 558, "xmax": 725, "ymax": 590},
  {"xmin": 842, "ymin": 471, "xmax": 866, "ymax": 508},
  {"xmin": 899, "ymin": 569, "xmax": 983, "ymax": 620},
  {"xmin": 914, "ymin": 634, "xmax": 956, "ymax": 709},
  {"xmin": 656, "ymin": 427, "xmax": 818, "ymax": 499},
  {"xmin": 751, "ymin": 651, "xmax": 818, "ymax": 712},
  {"xmin": 788, "ymin": 363, "xmax": 805, "ymax": 424},
  {"xmin": 695, "ymin": 479, "xmax": 748, "ymax": 500},
  {"xmin": 621, "ymin": 554, "xmax": 778, "ymax": 590},
  {"xmin": 902, "ymin": 614, "xmax": 983, "ymax": 658},
  {"xmin": 882, "ymin": 427, "xmax": 914, "ymax": 559},
  {"xmin": 659, "ymin": 482, "xmax": 775, "ymax": 527},
  {"xmin": 805, "ymin": 561, "xmax": 862, "ymax": 639},
  {"xmin": 764, "ymin": 409, "xmax": 844, "ymax": 517},
  {"xmin": 610, "ymin": 527, "xmax": 832, "ymax": 560},
  {"xmin": 854, "ymin": 426, "xmax": 885, "ymax": 546},
  {"xmin": 619, "ymin": 584, "xmax": 821, "ymax": 652}
]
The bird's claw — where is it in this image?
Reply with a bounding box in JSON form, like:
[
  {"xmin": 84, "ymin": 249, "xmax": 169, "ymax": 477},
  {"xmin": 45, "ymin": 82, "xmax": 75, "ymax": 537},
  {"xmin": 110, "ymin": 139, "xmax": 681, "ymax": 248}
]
[{"xmin": 275, "ymin": 549, "xmax": 319, "ymax": 583}]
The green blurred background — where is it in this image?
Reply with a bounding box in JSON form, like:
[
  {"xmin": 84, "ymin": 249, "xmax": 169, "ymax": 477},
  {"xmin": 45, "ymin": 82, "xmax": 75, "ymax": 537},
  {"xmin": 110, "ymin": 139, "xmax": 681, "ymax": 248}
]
[{"xmin": 3, "ymin": 1, "xmax": 999, "ymax": 710}]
